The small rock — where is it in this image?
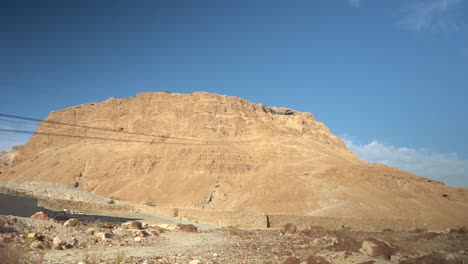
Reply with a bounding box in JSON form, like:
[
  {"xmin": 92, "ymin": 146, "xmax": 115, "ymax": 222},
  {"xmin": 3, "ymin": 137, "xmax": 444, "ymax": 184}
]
[
  {"xmin": 64, "ymin": 218, "xmax": 79, "ymax": 227},
  {"xmin": 70, "ymin": 238, "xmax": 78, "ymax": 247},
  {"xmin": 29, "ymin": 241, "xmax": 43, "ymax": 250},
  {"xmin": 85, "ymin": 228, "xmax": 95, "ymax": 235},
  {"xmin": 177, "ymin": 224, "xmax": 197, "ymax": 233},
  {"xmin": 281, "ymin": 223, "xmax": 297, "ymax": 235},
  {"xmin": 134, "ymin": 230, "xmax": 147, "ymax": 237},
  {"xmin": 52, "ymin": 236, "xmax": 66, "ymax": 250},
  {"xmin": 129, "ymin": 221, "xmax": 143, "ymax": 230},
  {"xmin": 134, "ymin": 236, "xmax": 141, "ymax": 242},
  {"xmin": 27, "ymin": 232, "xmax": 38, "ymax": 239},
  {"xmin": 301, "ymin": 226, "xmax": 323, "ymax": 238},
  {"xmin": 94, "ymin": 232, "xmax": 111, "ymax": 240},
  {"xmin": 189, "ymin": 260, "xmax": 201, "ymax": 264},
  {"xmin": 149, "ymin": 229, "xmax": 161, "ymax": 237},
  {"xmin": 31, "ymin": 212, "xmax": 49, "ymax": 221}
]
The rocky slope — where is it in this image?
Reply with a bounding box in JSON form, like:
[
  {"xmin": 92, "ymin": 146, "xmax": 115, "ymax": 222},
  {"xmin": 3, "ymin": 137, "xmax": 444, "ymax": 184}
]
[{"xmin": 1, "ymin": 92, "xmax": 467, "ymax": 228}]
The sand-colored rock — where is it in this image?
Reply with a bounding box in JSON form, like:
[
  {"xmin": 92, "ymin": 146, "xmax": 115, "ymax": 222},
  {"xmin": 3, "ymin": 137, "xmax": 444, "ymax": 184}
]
[
  {"xmin": 31, "ymin": 211, "xmax": 49, "ymax": 221},
  {"xmin": 1, "ymin": 92, "xmax": 467, "ymax": 228},
  {"xmin": 63, "ymin": 218, "xmax": 78, "ymax": 227}
]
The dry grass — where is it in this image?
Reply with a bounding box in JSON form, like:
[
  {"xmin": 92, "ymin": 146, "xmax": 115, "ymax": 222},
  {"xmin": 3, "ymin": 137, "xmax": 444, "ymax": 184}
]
[
  {"xmin": 81, "ymin": 251, "xmax": 102, "ymax": 264},
  {"xmin": 0, "ymin": 243, "xmax": 44, "ymax": 264}
]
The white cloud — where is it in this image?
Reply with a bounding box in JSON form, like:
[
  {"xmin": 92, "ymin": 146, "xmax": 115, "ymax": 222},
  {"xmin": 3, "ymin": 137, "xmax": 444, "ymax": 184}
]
[
  {"xmin": 343, "ymin": 136, "xmax": 468, "ymax": 187},
  {"xmin": 399, "ymin": 0, "xmax": 461, "ymax": 31},
  {"xmin": 349, "ymin": 0, "xmax": 362, "ymax": 8}
]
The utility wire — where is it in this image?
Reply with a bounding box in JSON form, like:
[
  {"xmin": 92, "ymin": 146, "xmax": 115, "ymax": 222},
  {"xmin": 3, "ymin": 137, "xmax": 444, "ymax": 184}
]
[
  {"xmin": 0, "ymin": 113, "xmax": 259, "ymax": 144},
  {"xmin": 0, "ymin": 117, "xmax": 146, "ymax": 139},
  {"xmin": 0, "ymin": 128, "xmax": 218, "ymax": 145}
]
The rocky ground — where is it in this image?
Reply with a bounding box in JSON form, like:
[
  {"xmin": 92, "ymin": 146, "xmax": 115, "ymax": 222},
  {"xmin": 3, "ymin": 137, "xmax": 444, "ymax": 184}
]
[{"xmin": 1, "ymin": 212, "xmax": 467, "ymax": 264}]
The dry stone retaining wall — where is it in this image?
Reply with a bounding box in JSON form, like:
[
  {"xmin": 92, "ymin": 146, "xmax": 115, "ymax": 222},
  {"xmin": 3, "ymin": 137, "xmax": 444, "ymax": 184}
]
[
  {"xmin": 38, "ymin": 198, "xmax": 133, "ymax": 213},
  {"xmin": 266, "ymin": 214, "xmax": 415, "ymax": 231},
  {"xmin": 141, "ymin": 206, "xmax": 416, "ymax": 231}
]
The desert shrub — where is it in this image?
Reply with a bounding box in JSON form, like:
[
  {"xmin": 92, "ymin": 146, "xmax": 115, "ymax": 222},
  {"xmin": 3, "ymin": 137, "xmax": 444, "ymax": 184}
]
[
  {"xmin": 114, "ymin": 252, "xmax": 126, "ymax": 264},
  {"xmin": 223, "ymin": 226, "xmax": 252, "ymax": 237},
  {"xmin": 0, "ymin": 243, "xmax": 43, "ymax": 264},
  {"xmin": 413, "ymin": 227, "xmax": 428, "ymax": 233},
  {"xmin": 81, "ymin": 251, "xmax": 101, "ymax": 264},
  {"xmin": 143, "ymin": 201, "xmax": 155, "ymax": 207}
]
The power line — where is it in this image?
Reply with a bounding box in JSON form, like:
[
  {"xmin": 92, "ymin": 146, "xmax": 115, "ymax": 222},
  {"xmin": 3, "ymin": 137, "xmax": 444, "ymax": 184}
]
[
  {"xmin": 0, "ymin": 113, "xmax": 259, "ymax": 144},
  {"xmin": 0, "ymin": 118, "xmax": 39, "ymax": 126},
  {"xmin": 0, "ymin": 128, "xmax": 214, "ymax": 145},
  {"xmin": 0, "ymin": 117, "xmax": 139, "ymax": 139}
]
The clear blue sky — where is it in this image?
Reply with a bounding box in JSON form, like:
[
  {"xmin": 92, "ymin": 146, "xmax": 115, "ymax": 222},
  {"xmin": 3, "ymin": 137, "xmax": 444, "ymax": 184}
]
[{"xmin": 1, "ymin": 0, "xmax": 467, "ymax": 186}]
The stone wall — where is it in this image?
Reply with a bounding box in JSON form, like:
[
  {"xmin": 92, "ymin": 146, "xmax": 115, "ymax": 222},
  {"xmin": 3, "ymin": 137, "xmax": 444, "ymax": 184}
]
[
  {"xmin": 266, "ymin": 214, "xmax": 415, "ymax": 231},
  {"xmin": 139, "ymin": 205, "xmax": 415, "ymax": 231},
  {"xmin": 38, "ymin": 198, "xmax": 133, "ymax": 214},
  {"xmin": 177, "ymin": 208, "xmax": 267, "ymax": 229}
]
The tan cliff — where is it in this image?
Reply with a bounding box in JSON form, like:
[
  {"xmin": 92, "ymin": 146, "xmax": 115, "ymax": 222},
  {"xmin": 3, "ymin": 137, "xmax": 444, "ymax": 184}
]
[{"xmin": 1, "ymin": 92, "xmax": 467, "ymax": 228}]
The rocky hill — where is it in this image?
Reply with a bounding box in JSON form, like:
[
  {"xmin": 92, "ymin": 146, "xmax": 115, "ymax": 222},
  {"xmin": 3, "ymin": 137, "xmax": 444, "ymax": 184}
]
[{"xmin": 1, "ymin": 92, "xmax": 467, "ymax": 228}]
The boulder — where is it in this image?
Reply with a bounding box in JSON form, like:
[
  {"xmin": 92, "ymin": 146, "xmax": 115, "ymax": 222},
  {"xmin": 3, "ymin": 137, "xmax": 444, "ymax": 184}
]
[
  {"xmin": 301, "ymin": 226, "xmax": 323, "ymax": 238},
  {"xmin": 64, "ymin": 218, "xmax": 79, "ymax": 227},
  {"xmin": 327, "ymin": 237, "xmax": 361, "ymax": 253},
  {"xmin": 129, "ymin": 221, "xmax": 142, "ymax": 230},
  {"xmin": 134, "ymin": 230, "xmax": 147, "ymax": 237},
  {"xmin": 94, "ymin": 232, "xmax": 111, "ymax": 240},
  {"xmin": 177, "ymin": 224, "xmax": 197, "ymax": 233},
  {"xmin": 360, "ymin": 238, "xmax": 398, "ymax": 260},
  {"xmin": 31, "ymin": 212, "xmax": 49, "ymax": 221},
  {"xmin": 52, "ymin": 236, "xmax": 66, "ymax": 250},
  {"xmin": 281, "ymin": 223, "xmax": 297, "ymax": 235}
]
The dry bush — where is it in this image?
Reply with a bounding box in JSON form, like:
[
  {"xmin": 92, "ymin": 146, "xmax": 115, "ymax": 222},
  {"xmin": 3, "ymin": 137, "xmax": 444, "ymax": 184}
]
[
  {"xmin": 223, "ymin": 226, "xmax": 252, "ymax": 237},
  {"xmin": 0, "ymin": 243, "xmax": 43, "ymax": 264},
  {"xmin": 81, "ymin": 251, "xmax": 101, "ymax": 264},
  {"xmin": 114, "ymin": 251, "xmax": 126, "ymax": 264},
  {"xmin": 143, "ymin": 201, "xmax": 155, "ymax": 207}
]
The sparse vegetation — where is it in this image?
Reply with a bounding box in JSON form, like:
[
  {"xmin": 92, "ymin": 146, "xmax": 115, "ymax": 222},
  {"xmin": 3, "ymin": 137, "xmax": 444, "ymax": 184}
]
[
  {"xmin": 81, "ymin": 251, "xmax": 101, "ymax": 264},
  {"xmin": 107, "ymin": 199, "xmax": 115, "ymax": 204},
  {"xmin": 114, "ymin": 251, "xmax": 126, "ymax": 264},
  {"xmin": 143, "ymin": 201, "xmax": 155, "ymax": 207},
  {"xmin": 0, "ymin": 243, "xmax": 43, "ymax": 264}
]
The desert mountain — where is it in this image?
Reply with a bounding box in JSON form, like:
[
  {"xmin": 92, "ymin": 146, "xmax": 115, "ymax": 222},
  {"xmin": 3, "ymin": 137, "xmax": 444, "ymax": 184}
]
[{"xmin": 1, "ymin": 92, "xmax": 467, "ymax": 228}]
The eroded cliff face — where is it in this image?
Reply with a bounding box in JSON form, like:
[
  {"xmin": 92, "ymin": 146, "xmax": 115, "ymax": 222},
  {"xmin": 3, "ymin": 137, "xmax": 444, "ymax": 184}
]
[
  {"xmin": 20, "ymin": 92, "xmax": 350, "ymax": 153},
  {"xmin": 1, "ymin": 92, "xmax": 467, "ymax": 228}
]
